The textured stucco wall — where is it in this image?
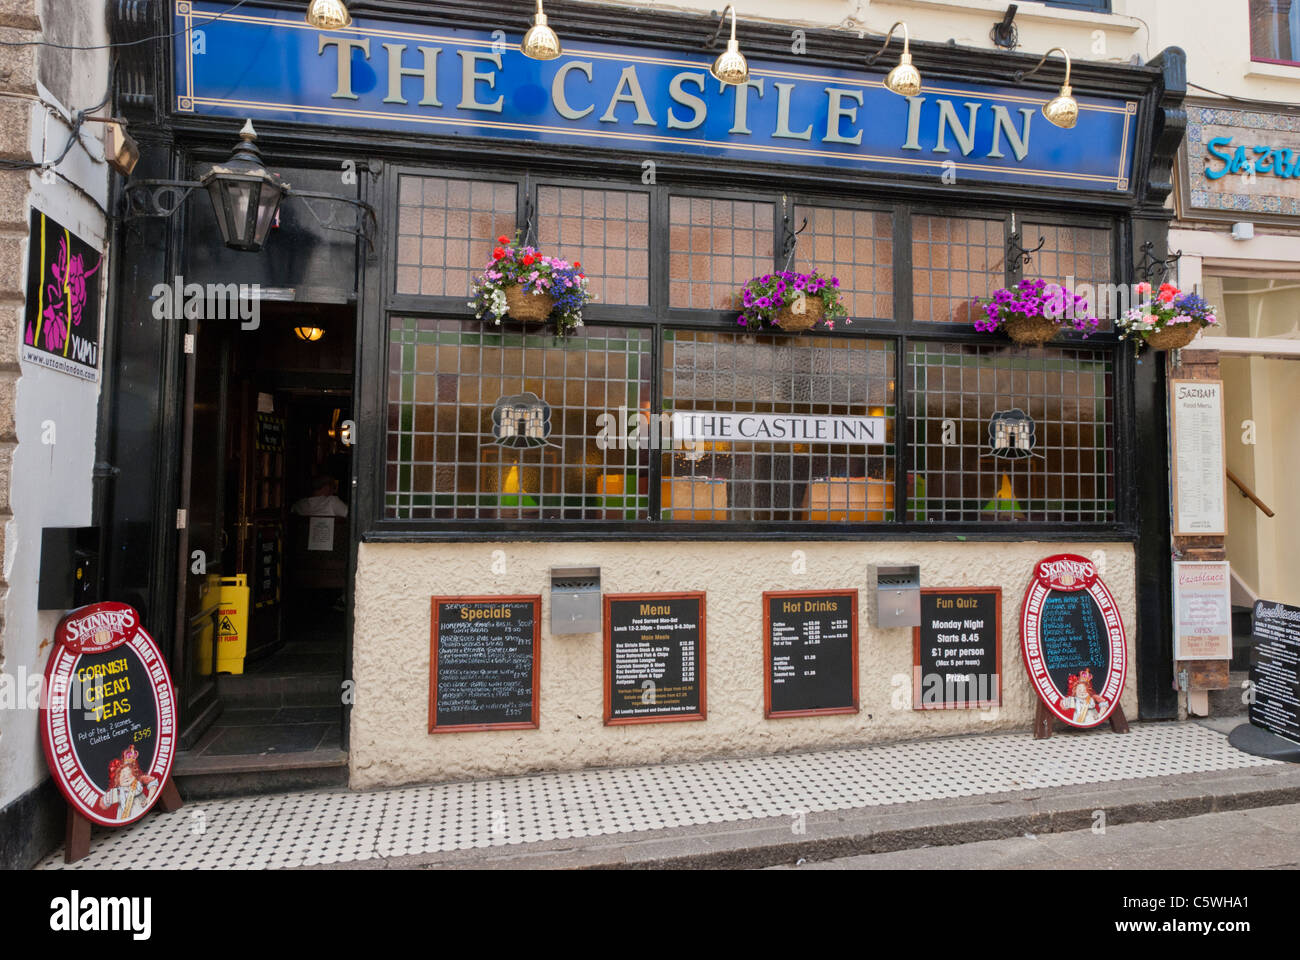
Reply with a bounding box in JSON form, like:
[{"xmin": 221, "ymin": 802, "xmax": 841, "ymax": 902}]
[{"xmin": 350, "ymin": 539, "xmax": 1135, "ymax": 789}]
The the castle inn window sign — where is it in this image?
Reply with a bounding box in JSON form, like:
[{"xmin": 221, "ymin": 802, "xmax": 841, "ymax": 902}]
[{"xmin": 172, "ymin": 2, "xmax": 1138, "ymax": 193}]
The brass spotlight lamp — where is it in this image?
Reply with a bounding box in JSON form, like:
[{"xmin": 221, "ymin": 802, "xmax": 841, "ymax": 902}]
[
  {"xmin": 522, "ymin": 0, "xmax": 562, "ymax": 60},
  {"xmin": 1015, "ymin": 46, "xmax": 1078, "ymax": 129},
  {"xmin": 306, "ymin": 0, "xmax": 351, "ymax": 30},
  {"xmin": 707, "ymin": 5, "xmax": 748, "ymax": 86},
  {"xmin": 866, "ymin": 21, "xmax": 921, "ymax": 97}
]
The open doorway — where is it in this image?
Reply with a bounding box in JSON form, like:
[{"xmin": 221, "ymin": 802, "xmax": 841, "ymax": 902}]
[{"xmin": 177, "ymin": 302, "xmax": 354, "ymax": 786}]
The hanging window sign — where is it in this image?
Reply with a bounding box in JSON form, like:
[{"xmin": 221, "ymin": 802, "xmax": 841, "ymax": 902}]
[
  {"xmin": 22, "ymin": 209, "xmax": 103, "ymax": 382},
  {"xmin": 490, "ymin": 392, "xmax": 554, "ymax": 449},
  {"xmin": 1170, "ymin": 380, "xmax": 1227, "ymax": 537},
  {"xmin": 987, "ymin": 409, "xmax": 1037, "ymax": 460},
  {"xmin": 172, "ymin": 2, "xmax": 1139, "ymax": 193},
  {"xmin": 1173, "ymin": 561, "xmax": 1232, "ymax": 661},
  {"xmin": 39, "ymin": 602, "xmax": 177, "ymax": 827},
  {"xmin": 672, "ymin": 412, "xmax": 885, "ymax": 445},
  {"xmin": 604, "ymin": 593, "xmax": 706, "ymax": 724},
  {"xmin": 1020, "ymin": 554, "xmax": 1127, "ymax": 728}
]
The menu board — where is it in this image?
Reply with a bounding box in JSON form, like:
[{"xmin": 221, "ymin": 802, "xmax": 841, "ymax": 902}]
[
  {"xmin": 604, "ymin": 593, "xmax": 706, "ymax": 724},
  {"xmin": 912, "ymin": 588, "xmax": 1002, "ymax": 710},
  {"xmin": 40, "ymin": 602, "xmax": 178, "ymax": 828},
  {"xmin": 1250, "ymin": 600, "xmax": 1300, "ymax": 744},
  {"xmin": 764, "ymin": 590, "xmax": 858, "ymax": 718},
  {"xmin": 1021, "ymin": 554, "xmax": 1128, "ymax": 729},
  {"xmin": 1171, "ymin": 380, "xmax": 1227, "ymax": 537},
  {"xmin": 1173, "ymin": 561, "xmax": 1233, "ymax": 660},
  {"xmin": 429, "ymin": 596, "xmax": 540, "ymax": 733}
]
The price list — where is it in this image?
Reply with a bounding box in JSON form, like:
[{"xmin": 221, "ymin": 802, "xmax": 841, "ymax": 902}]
[
  {"xmin": 1250, "ymin": 600, "xmax": 1300, "ymax": 744},
  {"xmin": 429, "ymin": 597, "xmax": 540, "ymax": 733},
  {"xmin": 765, "ymin": 591, "xmax": 858, "ymax": 717},
  {"xmin": 604, "ymin": 593, "xmax": 706, "ymax": 724}
]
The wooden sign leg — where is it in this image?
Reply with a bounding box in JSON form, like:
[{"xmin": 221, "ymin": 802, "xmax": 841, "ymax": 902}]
[
  {"xmin": 1109, "ymin": 702, "xmax": 1131, "ymax": 733},
  {"xmin": 158, "ymin": 777, "xmax": 184, "ymax": 812},
  {"xmin": 65, "ymin": 805, "xmax": 92, "ymax": 864},
  {"xmin": 1033, "ymin": 700, "xmax": 1053, "ymax": 739}
]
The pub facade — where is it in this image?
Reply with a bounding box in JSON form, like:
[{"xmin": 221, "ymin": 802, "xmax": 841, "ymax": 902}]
[{"xmin": 94, "ymin": 0, "xmax": 1187, "ymax": 794}]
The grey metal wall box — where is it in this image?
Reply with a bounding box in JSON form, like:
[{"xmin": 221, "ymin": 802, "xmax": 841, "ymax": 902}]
[
  {"xmin": 873, "ymin": 563, "xmax": 921, "ymax": 628},
  {"xmin": 550, "ymin": 566, "xmax": 601, "ymax": 634}
]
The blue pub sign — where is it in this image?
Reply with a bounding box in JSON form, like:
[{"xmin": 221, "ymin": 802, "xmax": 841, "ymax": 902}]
[{"xmin": 173, "ymin": 1, "xmax": 1138, "ymax": 193}]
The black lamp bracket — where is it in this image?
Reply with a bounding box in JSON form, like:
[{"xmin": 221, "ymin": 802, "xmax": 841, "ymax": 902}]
[
  {"xmin": 1136, "ymin": 240, "xmax": 1183, "ymax": 285},
  {"xmin": 121, "ymin": 179, "xmax": 202, "ymax": 219},
  {"xmin": 287, "ymin": 189, "xmax": 378, "ymax": 251},
  {"xmin": 1007, "ymin": 229, "xmax": 1045, "ymax": 267}
]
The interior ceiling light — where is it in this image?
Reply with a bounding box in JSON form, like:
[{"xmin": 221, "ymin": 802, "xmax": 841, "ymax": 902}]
[
  {"xmin": 306, "ymin": 0, "xmax": 351, "ymax": 30},
  {"xmin": 708, "ymin": 5, "xmax": 748, "ymax": 86},
  {"xmin": 522, "ymin": 0, "xmax": 562, "ymax": 60},
  {"xmin": 867, "ymin": 21, "xmax": 921, "ymax": 98},
  {"xmin": 294, "ymin": 325, "xmax": 325, "ymax": 342},
  {"xmin": 1016, "ymin": 46, "xmax": 1078, "ymax": 129}
]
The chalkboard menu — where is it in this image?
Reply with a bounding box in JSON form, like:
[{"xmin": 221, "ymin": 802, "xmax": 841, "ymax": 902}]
[
  {"xmin": 40, "ymin": 602, "xmax": 178, "ymax": 828},
  {"xmin": 1250, "ymin": 600, "xmax": 1300, "ymax": 744},
  {"xmin": 912, "ymin": 587, "xmax": 1002, "ymax": 710},
  {"xmin": 429, "ymin": 596, "xmax": 540, "ymax": 733},
  {"xmin": 604, "ymin": 593, "xmax": 706, "ymax": 724},
  {"xmin": 764, "ymin": 590, "xmax": 858, "ymax": 718},
  {"xmin": 1020, "ymin": 554, "xmax": 1127, "ymax": 729}
]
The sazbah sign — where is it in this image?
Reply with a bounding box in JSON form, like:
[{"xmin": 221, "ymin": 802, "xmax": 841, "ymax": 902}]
[
  {"xmin": 1020, "ymin": 554, "xmax": 1127, "ymax": 728},
  {"xmin": 40, "ymin": 602, "xmax": 177, "ymax": 826}
]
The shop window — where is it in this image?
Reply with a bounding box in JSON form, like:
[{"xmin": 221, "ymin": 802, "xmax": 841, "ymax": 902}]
[
  {"xmin": 660, "ymin": 331, "xmax": 896, "ymax": 523},
  {"xmin": 395, "ymin": 175, "xmax": 517, "ymax": 298},
  {"xmin": 537, "ymin": 186, "xmax": 651, "ymax": 306},
  {"xmin": 1040, "ymin": 0, "xmax": 1111, "ymax": 11},
  {"xmin": 911, "ymin": 214, "xmax": 1004, "ymax": 324},
  {"xmin": 386, "ymin": 317, "xmax": 653, "ymax": 520},
  {"xmin": 669, "ymin": 196, "xmax": 776, "ymax": 310},
  {"xmin": 907, "ymin": 342, "xmax": 1115, "ymax": 524},
  {"xmin": 792, "ymin": 204, "xmax": 894, "ymax": 320},
  {"xmin": 1023, "ymin": 222, "xmax": 1115, "ymax": 330},
  {"xmin": 1250, "ymin": 0, "xmax": 1300, "ymax": 62}
]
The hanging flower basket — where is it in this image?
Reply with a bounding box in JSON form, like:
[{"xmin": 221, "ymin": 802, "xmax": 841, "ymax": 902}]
[
  {"xmin": 735, "ymin": 270, "xmax": 849, "ymax": 332},
  {"xmin": 1117, "ymin": 283, "xmax": 1217, "ymax": 355},
  {"xmin": 972, "ymin": 279, "xmax": 1099, "ymax": 344},
  {"xmin": 503, "ymin": 284, "xmax": 554, "ymax": 324},
  {"xmin": 469, "ymin": 235, "xmax": 593, "ymax": 337}
]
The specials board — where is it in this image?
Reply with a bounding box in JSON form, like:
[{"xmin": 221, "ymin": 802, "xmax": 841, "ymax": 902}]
[
  {"xmin": 1020, "ymin": 555, "xmax": 1127, "ymax": 728},
  {"xmin": 1170, "ymin": 379, "xmax": 1227, "ymax": 537},
  {"xmin": 429, "ymin": 596, "xmax": 540, "ymax": 733},
  {"xmin": 764, "ymin": 590, "xmax": 858, "ymax": 718},
  {"xmin": 39, "ymin": 602, "xmax": 177, "ymax": 827},
  {"xmin": 913, "ymin": 588, "xmax": 1002, "ymax": 710},
  {"xmin": 1173, "ymin": 561, "xmax": 1233, "ymax": 660},
  {"xmin": 604, "ymin": 593, "xmax": 706, "ymax": 724},
  {"xmin": 1250, "ymin": 600, "xmax": 1300, "ymax": 743}
]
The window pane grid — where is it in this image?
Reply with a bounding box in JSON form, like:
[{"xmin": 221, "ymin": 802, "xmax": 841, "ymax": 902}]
[
  {"xmin": 1023, "ymin": 221, "xmax": 1115, "ymax": 331},
  {"xmin": 793, "ymin": 204, "xmax": 894, "ymax": 319},
  {"xmin": 660, "ymin": 330, "xmax": 896, "ymax": 523},
  {"xmin": 386, "ymin": 317, "xmax": 653, "ymax": 521},
  {"xmin": 907, "ymin": 341, "xmax": 1116, "ymax": 524},
  {"xmin": 537, "ymin": 186, "xmax": 651, "ymax": 307},
  {"xmin": 395, "ymin": 175, "xmax": 517, "ymax": 298},
  {"xmin": 669, "ymin": 196, "xmax": 775, "ymax": 310},
  {"xmin": 911, "ymin": 214, "xmax": 1004, "ymax": 324}
]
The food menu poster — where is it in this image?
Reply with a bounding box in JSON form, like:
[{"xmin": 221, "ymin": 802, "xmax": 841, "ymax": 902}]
[
  {"xmin": 1171, "ymin": 380, "xmax": 1227, "ymax": 537},
  {"xmin": 604, "ymin": 593, "xmax": 706, "ymax": 724},
  {"xmin": 429, "ymin": 596, "xmax": 540, "ymax": 733},
  {"xmin": 764, "ymin": 590, "xmax": 858, "ymax": 718},
  {"xmin": 1173, "ymin": 561, "xmax": 1233, "ymax": 661},
  {"xmin": 1250, "ymin": 599, "xmax": 1300, "ymax": 744}
]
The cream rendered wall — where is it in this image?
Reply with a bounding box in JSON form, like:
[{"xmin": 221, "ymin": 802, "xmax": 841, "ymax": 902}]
[{"xmin": 350, "ymin": 540, "xmax": 1135, "ymax": 788}]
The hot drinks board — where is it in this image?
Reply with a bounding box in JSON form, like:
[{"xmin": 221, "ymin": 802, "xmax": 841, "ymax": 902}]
[
  {"xmin": 764, "ymin": 590, "xmax": 858, "ymax": 718},
  {"xmin": 1250, "ymin": 600, "xmax": 1300, "ymax": 743},
  {"xmin": 604, "ymin": 593, "xmax": 706, "ymax": 724},
  {"xmin": 429, "ymin": 596, "xmax": 540, "ymax": 733},
  {"xmin": 912, "ymin": 587, "xmax": 1002, "ymax": 710}
]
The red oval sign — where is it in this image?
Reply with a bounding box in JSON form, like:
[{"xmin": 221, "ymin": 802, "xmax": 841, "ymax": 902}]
[
  {"xmin": 39, "ymin": 602, "xmax": 178, "ymax": 827},
  {"xmin": 1020, "ymin": 554, "xmax": 1127, "ymax": 728}
]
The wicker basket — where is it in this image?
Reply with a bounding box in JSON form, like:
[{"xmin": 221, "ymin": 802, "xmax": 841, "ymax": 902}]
[
  {"xmin": 503, "ymin": 284, "xmax": 554, "ymax": 324},
  {"xmin": 1003, "ymin": 314, "xmax": 1062, "ymax": 345},
  {"xmin": 774, "ymin": 297, "xmax": 825, "ymax": 332},
  {"xmin": 1144, "ymin": 323, "xmax": 1200, "ymax": 351}
]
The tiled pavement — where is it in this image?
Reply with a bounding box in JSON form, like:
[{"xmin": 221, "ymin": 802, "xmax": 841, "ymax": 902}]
[{"xmin": 38, "ymin": 722, "xmax": 1275, "ymax": 869}]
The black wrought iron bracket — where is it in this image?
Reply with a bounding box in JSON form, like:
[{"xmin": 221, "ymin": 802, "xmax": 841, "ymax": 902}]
[
  {"xmin": 1007, "ymin": 230, "xmax": 1044, "ymax": 268},
  {"xmin": 120, "ymin": 179, "xmax": 377, "ymax": 251},
  {"xmin": 1135, "ymin": 240, "xmax": 1183, "ymax": 286},
  {"xmin": 780, "ymin": 211, "xmax": 808, "ymax": 266}
]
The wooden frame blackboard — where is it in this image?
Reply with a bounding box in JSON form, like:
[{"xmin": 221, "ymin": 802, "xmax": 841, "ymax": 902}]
[
  {"xmin": 603, "ymin": 592, "xmax": 707, "ymax": 726},
  {"xmin": 763, "ymin": 589, "xmax": 859, "ymax": 719},
  {"xmin": 911, "ymin": 587, "xmax": 1002, "ymax": 710},
  {"xmin": 429, "ymin": 595, "xmax": 541, "ymax": 733}
]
